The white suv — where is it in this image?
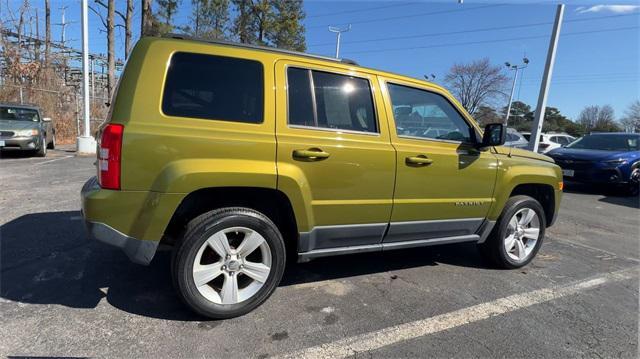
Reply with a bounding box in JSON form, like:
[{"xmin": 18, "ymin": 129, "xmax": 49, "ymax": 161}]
[{"xmin": 522, "ymin": 132, "xmax": 575, "ymax": 153}]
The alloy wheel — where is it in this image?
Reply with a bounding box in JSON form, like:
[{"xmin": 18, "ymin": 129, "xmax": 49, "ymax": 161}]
[
  {"xmin": 503, "ymin": 208, "xmax": 541, "ymax": 262},
  {"xmin": 192, "ymin": 226, "xmax": 272, "ymax": 305}
]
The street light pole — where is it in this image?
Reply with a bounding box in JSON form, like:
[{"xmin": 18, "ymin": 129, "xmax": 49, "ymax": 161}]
[
  {"xmin": 77, "ymin": 0, "xmax": 96, "ymax": 154},
  {"xmin": 528, "ymin": 4, "xmax": 564, "ymax": 153},
  {"xmin": 503, "ymin": 58, "xmax": 529, "ymax": 126},
  {"xmin": 328, "ymin": 25, "xmax": 351, "ymax": 59}
]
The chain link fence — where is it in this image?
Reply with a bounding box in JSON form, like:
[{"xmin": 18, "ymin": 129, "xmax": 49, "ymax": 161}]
[{"xmin": 0, "ymin": 83, "xmax": 107, "ymax": 143}]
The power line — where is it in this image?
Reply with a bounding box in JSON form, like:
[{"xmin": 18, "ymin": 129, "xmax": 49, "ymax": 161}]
[
  {"xmin": 307, "ymin": 4, "xmax": 505, "ymax": 30},
  {"xmin": 309, "ymin": 12, "xmax": 640, "ymax": 47},
  {"xmin": 341, "ymin": 26, "xmax": 639, "ymax": 55},
  {"xmin": 521, "ymin": 72, "xmax": 639, "ymax": 81},
  {"xmin": 307, "ymin": 2, "xmax": 417, "ymax": 19},
  {"xmin": 518, "ymin": 78, "xmax": 639, "ymax": 86}
]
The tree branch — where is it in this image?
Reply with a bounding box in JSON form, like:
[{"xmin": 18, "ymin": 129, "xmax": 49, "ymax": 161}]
[
  {"xmin": 88, "ymin": 5, "xmax": 108, "ymax": 29},
  {"xmin": 94, "ymin": 0, "xmax": 126, "ymax": 23}
]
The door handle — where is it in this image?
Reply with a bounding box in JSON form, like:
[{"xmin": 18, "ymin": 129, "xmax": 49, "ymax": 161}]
[
  {"xmin": 293, "ymin": 148, "xmax": 331, "ymax": 160},
  {"xmin": 406, "ymin": 155, "xmax": 433, "ymax": 166}
]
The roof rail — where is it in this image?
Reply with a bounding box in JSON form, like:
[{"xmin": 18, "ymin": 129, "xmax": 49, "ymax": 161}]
[{"xmin": 163, "ymin": 33, "xmax": 359, "ymax": 66}]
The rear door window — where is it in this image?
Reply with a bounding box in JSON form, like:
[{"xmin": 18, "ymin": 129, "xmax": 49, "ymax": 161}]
[
  {"xmin": 162, "ymin": 52, "xmax": 264, "ymax": 123},
  {"xmin": 286, "ymin": 67, "xmax": 377, "ymax": 133}
]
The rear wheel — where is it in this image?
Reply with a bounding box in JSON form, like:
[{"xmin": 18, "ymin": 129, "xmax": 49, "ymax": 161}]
[
  {"xmin": 479, "ymin": 195, "xmax": 546, "ymax": 269},
  {"xmin": 172, "ymin": 207, "xmax": 286, "ymax": 319}
]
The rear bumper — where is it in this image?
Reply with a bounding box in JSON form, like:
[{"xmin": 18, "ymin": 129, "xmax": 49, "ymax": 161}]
[
  {"xmin": 84, "ymin": 220, "xmax": 159, "ymax": 265},
  {"xmin": 81, "ymin": 176, "xmax": 184, "ymax": 265}
]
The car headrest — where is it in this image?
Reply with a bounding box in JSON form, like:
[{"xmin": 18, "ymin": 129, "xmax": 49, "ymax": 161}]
[{"xmin": 395, "ymin": 107, "xmax": 412, "ymax": 116}]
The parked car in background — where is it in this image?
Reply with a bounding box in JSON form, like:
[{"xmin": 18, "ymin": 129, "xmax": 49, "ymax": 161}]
[
  {"xmin": 547, "ymin": 132, "xmax": 640, "ymax": 196},
  {"xmin": 522, "ymin": 132, "xmax": 575, "ymax": 153},
  {"xmin": 504, "ymin": 128, "xmax": 530, "ymax": 149},
  {"xmin": 0, "ymin": 103, "xmax": 55, "ymax": 157},
  {"xmin": 81, "ymin": 36, "xmax": 562, "ymax": 319}
]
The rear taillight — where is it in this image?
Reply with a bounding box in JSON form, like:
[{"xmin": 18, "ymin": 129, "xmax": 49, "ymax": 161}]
[{"xmin": 98, "ymin": 124, "xmax": 124, "ymax": 190}]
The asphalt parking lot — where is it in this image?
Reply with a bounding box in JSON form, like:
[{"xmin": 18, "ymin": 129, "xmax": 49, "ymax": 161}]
[{"xmin": 1, "ymin": 148, "xmax": 638, "ymax": 358}]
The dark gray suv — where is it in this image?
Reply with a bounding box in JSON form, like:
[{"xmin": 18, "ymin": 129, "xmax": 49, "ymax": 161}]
[{"xmin": 0, "ymin": 103, "xmax": 55, "ymax": 157}]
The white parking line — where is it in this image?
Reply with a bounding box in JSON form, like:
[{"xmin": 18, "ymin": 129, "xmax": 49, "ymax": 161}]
[
  {"xmin": 276, "ymin": 267, "xmax": 637, "ymax": 359},
  {"xmin": 33, "ymin": 155, "xmax": 73, "ymax": 166}
]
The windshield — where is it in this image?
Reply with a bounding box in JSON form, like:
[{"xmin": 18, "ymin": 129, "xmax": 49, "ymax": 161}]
[
  {"xmin": 0, "ymin": 106, "xmax": 40, "ymax": 122},
  {"xmin": 566, "ymin": 134, "xmax": 639, "ymax": 152}
]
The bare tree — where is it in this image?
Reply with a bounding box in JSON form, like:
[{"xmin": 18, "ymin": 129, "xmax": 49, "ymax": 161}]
[
  {"xmin": 577, "ymin": 105, "xmax": 621, "ymax": 133},
  {"xmin": 141, "ymin": 0, "xmax": 153, "ymax": 36},
  {"xmin": 90, "ymin": 0, "xmax": 116, "ymax": 99},
  {"xmin": 106, "ymin": 0, "xmax": 114, "ymax": 99},
  {"xmin": 124, "ymin": 0, "xmax": 133, "ymax": 59},
  {"xmin": 44, "ymin": 0, "xmax": 50, "ymax": 66},
  {"xmin": 444, "ymin": 58, "xmax": 508, "ymax": 115},
  {"xmin": 621, "ymin": 100, "xmax": 640, "ymax": 133}
]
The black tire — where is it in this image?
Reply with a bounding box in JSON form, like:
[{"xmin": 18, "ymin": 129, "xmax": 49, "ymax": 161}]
[
  {"xmin": 624, "ymin": 165, "xmax": 639, "ymax": 197},
  {"xmin": 478, "ymin": 195, "xmax": 546, "ymax": 269},
  {"xmin": 172, "ymin": 207, "xmax": 286, "ymax": 319},
  {"xmin": 35, "ymin": 136, "xmax": 47, "ymax": 157},
  {"xmin": 47, "ymin": 133, "xmax": 56, "ymax": 149}
]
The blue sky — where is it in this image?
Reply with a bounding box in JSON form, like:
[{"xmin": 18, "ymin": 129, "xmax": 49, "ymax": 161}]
[{"xmin": 9, "ymin": 0, "xmax": 640, "ymax": 120}]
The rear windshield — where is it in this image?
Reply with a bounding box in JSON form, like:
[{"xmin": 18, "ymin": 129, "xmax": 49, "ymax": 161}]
[
  {"xmin": 162, "ymin": 52, "xmax": 264, "ymax": 124},
  {"xmin": 0, "ymin": 106, "xmax": 40, "ymax": 122},
  {"xmin": 567, "ymin": 134, "xmax": 639, "ymax": 152}
]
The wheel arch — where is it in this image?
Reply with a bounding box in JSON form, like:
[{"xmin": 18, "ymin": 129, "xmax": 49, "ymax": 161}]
[
  {"xmin": 163, "ymin": 186, "xmax": 299, "ymax": 257},
  {"xmin": 508, "ymin": 183, "xmax": 556, "ymax": 227}
]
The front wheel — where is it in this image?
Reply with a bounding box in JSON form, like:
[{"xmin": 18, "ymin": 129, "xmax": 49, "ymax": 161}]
[
  {"xmin": 479, "ymin": 195, "xmax": 546, "ymax": 269},
  {"xmin": 625, "ymin": 166, "xmax": 639, "ymax": 196},
  {"xmin": 35, "ymin": 135, "xmax": 47, "ymax": 157},
  {"xmin": 47, "ymin": 133, "xmax": 56, "ymax": 149},
  {"xmin": 172, "ymin": 207, "xmax": 286, "ymax": 319}
]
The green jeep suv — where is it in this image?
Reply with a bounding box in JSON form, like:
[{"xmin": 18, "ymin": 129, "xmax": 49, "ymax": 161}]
[{"xmin": 81, "ymin": 36, "xmax": 563, "ymax": 319}]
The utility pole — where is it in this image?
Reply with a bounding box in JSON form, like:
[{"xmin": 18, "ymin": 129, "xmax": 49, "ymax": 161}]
[
  {"xmin": 503, "ymin": 58, "xmax": 529, "ymax": 126},
  {"xmin": 54, "ymin": 6, "xmax": 72, "ymax": 47},
  {"xmin": 328, "ymin": 25, "xmax": 351, "ymax": 58},
  {"xmin": 528, "ymin": 4, "xmax": 564, "ymax": 152},
  {"xmin": 77, "ymin": 0, "xmax": 96, "ymax": 154}
]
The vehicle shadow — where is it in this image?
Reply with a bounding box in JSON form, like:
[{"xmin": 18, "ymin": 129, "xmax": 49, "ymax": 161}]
[
  {"xmin": 563, "ymin": 182, "xmax": 639, "ymax": 209},
  {"xmin": 280, "ymin": 242, "xmax": 487, "ymax": 287},
  {"xmin": 0, "ymin": 150, "xmax": 35, "ymax": 159},
  {"xmin": 0, "ymin": 211, "xmax": 490, "ymax": 321}
]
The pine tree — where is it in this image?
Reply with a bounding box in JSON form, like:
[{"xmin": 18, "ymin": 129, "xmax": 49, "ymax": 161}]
[
  {"xmin": 231, "ymin": 0, "xmax": 255, "ymax": 43},
  {"xmin": 156, "ymin": 0, "xmax": 181, "ymax": 34},
  {"xmin": 188, "ymin": 0, "xmax": 229, "ymax": 39},
  {"xmin": 268, "ymin": 0, "xmax": 305, "ymax": 51},
  {"xmin": 230, "ymin": 0, "xmax": 306, "ymax": 50}
]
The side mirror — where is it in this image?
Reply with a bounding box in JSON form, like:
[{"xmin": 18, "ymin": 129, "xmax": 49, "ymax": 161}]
[
  {"xmin": 43, "ymin": 117, "xmax": 52, "ymax": 122},
  {"xmin": 480, "ymin": 123, "xmax": 506, "ymax": 148}
]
